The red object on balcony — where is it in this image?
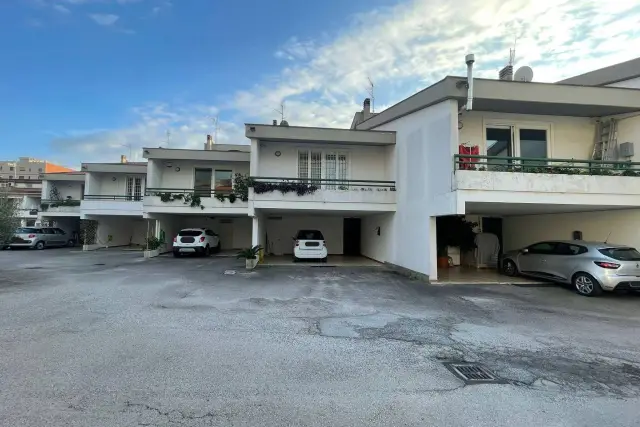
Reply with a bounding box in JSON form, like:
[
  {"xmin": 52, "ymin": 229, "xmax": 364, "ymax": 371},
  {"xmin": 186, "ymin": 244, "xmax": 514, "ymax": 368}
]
[{"xmin": 458, "ymin": 145, "xmax": 479, "ymax": 170}]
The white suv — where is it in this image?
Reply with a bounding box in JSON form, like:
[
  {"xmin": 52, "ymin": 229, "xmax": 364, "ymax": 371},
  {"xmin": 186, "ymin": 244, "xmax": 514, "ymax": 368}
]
[
  {"xmin": 293, "ymin": 229, "xmax": 328, "ymax": 262},
  {"xmin": 173, "ymin": 228, "xmax": 220, "ymax": 257}
]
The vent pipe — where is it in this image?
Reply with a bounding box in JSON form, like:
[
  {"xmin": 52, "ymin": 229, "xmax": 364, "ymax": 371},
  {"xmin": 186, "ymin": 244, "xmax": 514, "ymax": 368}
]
[
  {"xmin": 465, "ymin": 54, "xmax": 475, "ymax": 111},
  {"xmin": 204, "ymin": 134, "xmax": 214, "ymax": 150},
  {"xmin": 120, "ymin": 155, "xmax": 127, "ymax": 164}
]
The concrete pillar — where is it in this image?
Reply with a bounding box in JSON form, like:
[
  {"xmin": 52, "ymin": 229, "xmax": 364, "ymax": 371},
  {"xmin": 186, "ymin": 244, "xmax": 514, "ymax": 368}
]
[
  {"xmin": 252, "ymin": 215, "xmax": 260, "ymax": 247},
  {"xmin": 429, "ymin": 216, "xmax": 438, "ymax": 281},
  {"xmin": 249, "ymin": 138, "xmax": 259, "ymax": 177}
]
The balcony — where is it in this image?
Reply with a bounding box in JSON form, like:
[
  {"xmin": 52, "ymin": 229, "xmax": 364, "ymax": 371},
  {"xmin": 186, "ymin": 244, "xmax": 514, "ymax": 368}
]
[
  {"xmin": 39, "ymin": 199, "xmax": 81, "ymax": 216},
  {"xmin": 250, "ymin": 177, "xmax": 397, "ymax": 212},
  {"xmin": 81, "ymin": 195, "xmax": 144, "ymax": 217},
  {"xmin": 453, "ymin": 154, "xmax": 640, "ymax": 209},
  {"xmin": 144, "ymin": 188, "xmax": 249, "ymax": 215}
]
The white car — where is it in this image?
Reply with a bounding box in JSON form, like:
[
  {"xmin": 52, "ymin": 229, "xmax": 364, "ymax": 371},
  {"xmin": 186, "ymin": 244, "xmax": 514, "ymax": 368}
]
[
  {"xmin": 293, "ymin": 229, "xmax": 328, "ymax": 262},
  {"xmin": 173, "ymin": 228, "xmax": 220, "ymax": 257}
]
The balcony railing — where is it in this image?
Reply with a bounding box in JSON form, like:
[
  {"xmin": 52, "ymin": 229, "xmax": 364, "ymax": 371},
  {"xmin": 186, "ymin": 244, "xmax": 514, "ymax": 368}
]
[
  {"xmin": 84, "ymin": 194, "xmax": 143, "ymax": 201},
  {"xmin": 454, "ymin": 154, "xmax": 640, "ymax": 176},
  {"xmin": 144, "ymin": 188, "xmax": 247, "ymax": 211},
  {"xmin": 249, "ymin": 177, "xmax": 396, "ymax": 205},
  {"xmin": 145, "ymin": 188, "xmax": 236, "ymax": 198},
  {"xmin": 40, "ymin": 199, "xmax": 81, "ymax": 212}
]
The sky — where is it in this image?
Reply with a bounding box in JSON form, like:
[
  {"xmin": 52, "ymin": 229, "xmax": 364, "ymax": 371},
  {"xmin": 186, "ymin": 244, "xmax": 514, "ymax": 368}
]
[{"xmin": 1, "ymin": 0, "xmax": 639, "ymax": 168}]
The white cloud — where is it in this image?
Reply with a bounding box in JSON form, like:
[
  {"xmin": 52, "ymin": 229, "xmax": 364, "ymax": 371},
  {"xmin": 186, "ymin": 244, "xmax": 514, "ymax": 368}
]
[
  {"xmin": 52, "ymin": 0, "xmax": 640, "ymax": 163},
  {"xmin": 53, "ymin": 4, "xmax": 71, "ymax": 13},
  {"xmin": 89, "ymin": 13, "xmax": 119, "ymax": 26}
]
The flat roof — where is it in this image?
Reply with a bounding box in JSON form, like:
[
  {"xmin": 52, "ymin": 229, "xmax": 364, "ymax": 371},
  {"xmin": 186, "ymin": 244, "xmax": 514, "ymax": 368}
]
[
  {"xmin": 143, "ymin": 146, "xmax": 250, "ymax": 162},
  {"xmin": 558, "ymin": 57, "xmax": 640, "ymax": 86},
  {"xmin": 356, "ymin": 76, "xmax": 640, "ymax": 130},
  {"xmin": 43, "ymin": 171, "xmax": 85, "ymax": 182},
  {"xmin": 245, "ymin": 123, "xmax": 395, "ymax": 145},
  {"xmin": 81, "ymin": 163, "xmax": 148, "ymax": 174}
]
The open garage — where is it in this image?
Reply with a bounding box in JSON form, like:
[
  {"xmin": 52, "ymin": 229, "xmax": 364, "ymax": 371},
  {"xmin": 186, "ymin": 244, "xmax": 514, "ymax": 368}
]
[
  {"xmin": 255, "ymin": 211, "xmax": 393, "ymax": 266},
  {"xmin": 153, "ymin": 214, "xmax": 252, "ymax": 253}
]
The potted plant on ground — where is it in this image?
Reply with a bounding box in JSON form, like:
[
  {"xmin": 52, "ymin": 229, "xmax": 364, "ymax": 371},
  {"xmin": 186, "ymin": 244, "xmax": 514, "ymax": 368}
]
[
  {"xmin": 237, "ymin": 245, "xmax": 262, "ymax": 270},
  {"xmin": 436, "ymin": 216, "xmax": 478, "ymax": 269},
  {"xmin": 144, "ymin": 236, "xmax": 164, "ymax": 258}
]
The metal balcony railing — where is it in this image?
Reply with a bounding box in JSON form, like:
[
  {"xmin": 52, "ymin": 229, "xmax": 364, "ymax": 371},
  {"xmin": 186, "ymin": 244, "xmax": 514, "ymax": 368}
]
[
  {"xmin": 250, "ymin": 177, "xmax": 396, "ymax": 191},
  {"xmin": 84, "ymin": 194, "xmax": 143, "ymax": 201},
  {"xmin": 454, "ymin": 154, "xmax": 640, "ymax": 176},
  {"xmin": 144, "ymin": 188, "xmax": 234, "ymax": 197}
]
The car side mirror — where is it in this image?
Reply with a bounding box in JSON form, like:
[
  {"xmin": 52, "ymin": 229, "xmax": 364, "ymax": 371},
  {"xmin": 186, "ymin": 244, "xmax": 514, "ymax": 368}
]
[{"xmin": 521, "ymin": 248, "xmax": 529, "ymax": 254}]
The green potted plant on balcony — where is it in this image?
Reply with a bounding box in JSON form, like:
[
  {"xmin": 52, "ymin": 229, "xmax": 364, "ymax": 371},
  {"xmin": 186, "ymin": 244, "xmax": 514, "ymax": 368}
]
[{"xmin": 237, "ymin": 245, "xmax": 262, "ymax": 270}]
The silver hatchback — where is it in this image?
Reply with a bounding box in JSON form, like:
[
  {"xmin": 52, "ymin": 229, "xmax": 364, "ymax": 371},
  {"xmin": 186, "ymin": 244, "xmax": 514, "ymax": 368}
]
[
  {"xmin": 501, "ymin": 240, "xmax": 640, "ymax": 296},
  {"xmin": 9, "ymin": 227, "xmax": 76, "ymax": 250}
]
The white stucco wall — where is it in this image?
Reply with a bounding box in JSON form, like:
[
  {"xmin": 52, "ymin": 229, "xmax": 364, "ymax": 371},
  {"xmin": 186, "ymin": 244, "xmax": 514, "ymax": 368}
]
[
  {"xmin": 95, "ymin": 216, "xmax": 147, "ymax": 247},
  {"xmin": 371, "ymin": 99, "xmax": 458, "ymax": 277},
  {"xmin": 264, "ymin": 215, "xmax": 343, "ymax": 255},
  {"xmin": 607, "ymin": 77, "xmax": 640, "ymax": 89},
  {"xmin": 47, "ymin": 180, "xmax": 84, "ymax": 200},
  {"xmin": 458, "ymin": 111, "xmax": 595, "ymax": 160},
  {"xmin": 91, "ymin": 173, "xmax": 146, "ymax": 196},
  {"xmin": 616, "ymin": 115, "xmax": 640, "ymax": 162},
  {"xmin": 156, "ymin": 160, "xmax": 249, "ymax": 189},
  {"xmin": 257, "ymin": 142, "xmax": 392, "ymax": 181},
  {"xmin": 503, "ymin": 209, "xmax": 640, "ymax": 252},
  {"xmin": 361, "ymin": 213, "xmax": 394, "ymax": 263}
]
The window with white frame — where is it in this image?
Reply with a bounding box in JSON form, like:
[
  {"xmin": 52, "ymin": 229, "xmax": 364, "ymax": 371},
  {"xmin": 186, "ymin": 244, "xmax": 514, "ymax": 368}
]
[
  {"xmin": 298, "ymin": 150, "xmax": 348, "ymax": 188},
  {"xmin": 126, "ymin": 176, "xmax": 143, "ymax": 201}
]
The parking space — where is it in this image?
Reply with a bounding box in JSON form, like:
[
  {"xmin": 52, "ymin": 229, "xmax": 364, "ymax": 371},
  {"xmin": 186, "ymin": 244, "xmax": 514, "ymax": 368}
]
[{"xmin": 1, "ymin": 247, "xmax": 639, "ymax": 426}]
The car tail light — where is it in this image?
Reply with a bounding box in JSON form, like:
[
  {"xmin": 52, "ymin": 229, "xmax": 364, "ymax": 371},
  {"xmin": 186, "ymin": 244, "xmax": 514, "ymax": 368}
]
[
  {"xmin": 594, "ymin": 261, "xmax": 620, "ymax": 269},
  {"xmin": 28, "ymin": 234, "xmax": 36, "ymax": 238},
  {"xmin": 200, "ymin": 236, "xmax": 205, "ymax": 242},
  {"xmin": 173, "ymin": 237, "xmax": 177, "ymax": 243},
  {"xmin": 295, "ymin": 240, "xmax": 299, "ymax": 247},
  {"xmin": 322, "ymin": 241, "xmax": 326, "ymax": 247}
]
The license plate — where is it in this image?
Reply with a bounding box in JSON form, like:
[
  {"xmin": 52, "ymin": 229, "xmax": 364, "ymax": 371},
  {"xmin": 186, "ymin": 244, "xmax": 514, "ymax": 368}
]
[
  {"xmin": 179, "ymin": 248, "xmax": 196, "ymax": 253},
  {"xmin": 305, "ymin": 242, "xmax": 320, "ymax": 247}
]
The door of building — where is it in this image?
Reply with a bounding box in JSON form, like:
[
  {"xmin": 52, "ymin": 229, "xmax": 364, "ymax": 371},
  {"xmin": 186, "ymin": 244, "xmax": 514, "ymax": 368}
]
[
  {"xmin": 481, "ymin": 217, "xmax": 503, "ymax": 256},
  {"xmin": 343, "ymin": 218, "xmax": 361, "ymax": 256}
]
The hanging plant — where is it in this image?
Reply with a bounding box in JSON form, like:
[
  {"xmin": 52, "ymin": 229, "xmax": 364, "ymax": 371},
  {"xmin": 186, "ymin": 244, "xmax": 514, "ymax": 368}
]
[
  {"xmin": 228, "ymin": 193, "xmax": 237, "ymax": 203},
  {"xmin": 215, "ymin": 193, "xmax": 226, "ymax": 202}
]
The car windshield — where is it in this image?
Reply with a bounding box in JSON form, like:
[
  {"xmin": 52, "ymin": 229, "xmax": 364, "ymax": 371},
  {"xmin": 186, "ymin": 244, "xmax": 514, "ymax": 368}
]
[
  {"xmin": 598, "ymin": 247, "xmax": 640, "ymax": 261},
  {"xmin": 296, "ymin": 230, "xmax": 324, "ymax": 240},
  {"xmin": 16, "ymin": 228, "xmax": 40, "ymax": 234},
  {"xmin": 178, "ymin": 230, "xmax": 203, "ymax": 237}
]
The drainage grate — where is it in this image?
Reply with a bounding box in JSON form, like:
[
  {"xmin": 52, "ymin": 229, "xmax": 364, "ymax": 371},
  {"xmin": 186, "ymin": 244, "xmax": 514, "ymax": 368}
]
[{"xmin": 444, "ymin": 362, "xmax": 504, "ymax": 384}]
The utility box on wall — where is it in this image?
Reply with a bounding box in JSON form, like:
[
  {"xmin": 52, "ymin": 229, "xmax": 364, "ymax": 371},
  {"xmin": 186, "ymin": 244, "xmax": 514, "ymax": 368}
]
[{"xmin": 619, "ymin": 142, "xmax": 635, "ymax": 158}]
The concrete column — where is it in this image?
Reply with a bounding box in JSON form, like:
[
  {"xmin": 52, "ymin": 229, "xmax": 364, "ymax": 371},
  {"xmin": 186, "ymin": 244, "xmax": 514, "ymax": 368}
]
[
  {"xmin": 429, "ymin": 216, "xmax": 438, "ymax": 281},
  {"xmin": 251, "ymin": 215, "xmax": 260, "ymax": 247},
  {"xmin": 83, "ymin": 173, "xmax": 94, "ymax": 197},
  {"xmin": 249, "ymin": 138, "xmax": 259, "ymax": 177}
]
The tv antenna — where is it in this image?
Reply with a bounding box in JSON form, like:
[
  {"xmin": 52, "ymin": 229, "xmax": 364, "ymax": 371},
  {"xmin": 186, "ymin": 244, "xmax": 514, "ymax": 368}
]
[
  {"xmin": 366, "ymin": 76, "xmax": 375, "ymax": 113},
  {"xmin": 212, "ymin": 115, "xmax": 220, "ymax": 142},
  {"xmin": 274, "ymin": 102, "xmax": 286, "ymax": 122},
  {"xmin": 509, "ymin": 36, "xmax": 517, "ymax": 66},
  {"xmin": 165, "ymin": 129, "xmax": 171, "ymax": 147}
]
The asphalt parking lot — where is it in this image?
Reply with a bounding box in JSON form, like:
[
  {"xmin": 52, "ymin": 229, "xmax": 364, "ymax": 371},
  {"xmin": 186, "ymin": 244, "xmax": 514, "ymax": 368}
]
[{"xmin": 1, "ymin": 248, "xmax": 639, "ymax": 426}]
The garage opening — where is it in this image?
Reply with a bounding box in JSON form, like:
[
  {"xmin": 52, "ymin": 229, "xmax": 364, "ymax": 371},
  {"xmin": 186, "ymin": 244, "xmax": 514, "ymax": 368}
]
[
  {"xmin": 434, "ymin": 214, "xmax": 539, "ymax": 284},
  {"xmin": 260, "ymin": 213, "xmax": 381, "ymax": 267}
]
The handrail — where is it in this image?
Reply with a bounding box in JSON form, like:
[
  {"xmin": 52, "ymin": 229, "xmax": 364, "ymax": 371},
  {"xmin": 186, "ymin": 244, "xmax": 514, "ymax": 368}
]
[
  {"xmin": 250, "ymin": 177, "xmax": 396, "ymax": 188},
  {"xmin": 144, "ymin": 188, "xmax": 234, "ymax": 196},
  {"xmin": 84, "ymin": 195, "xmax": 143, "ymax": 201},
  {"xmin": 454, "ymin": 154, "xmax": 640, "ymax": 175}
]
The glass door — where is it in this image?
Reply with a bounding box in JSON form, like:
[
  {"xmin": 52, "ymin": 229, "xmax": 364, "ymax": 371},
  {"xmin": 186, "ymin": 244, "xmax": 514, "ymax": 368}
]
[
  {"xmin": 194, "ymin": 168, "xmax": 213, "ymax": 197},
  {"xmin": 485, "ymin": 126, "xmax": 514, "ymax": 170},
  {"xmin": 517, "ymin": 127, "xmax": 548, "ymax": 167}
]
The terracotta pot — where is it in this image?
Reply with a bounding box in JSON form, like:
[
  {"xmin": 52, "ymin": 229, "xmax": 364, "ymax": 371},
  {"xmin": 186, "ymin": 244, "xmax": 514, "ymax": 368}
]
[{"xmin": 437, "ymin": 256, "xmax": 450, "ymax": 269}]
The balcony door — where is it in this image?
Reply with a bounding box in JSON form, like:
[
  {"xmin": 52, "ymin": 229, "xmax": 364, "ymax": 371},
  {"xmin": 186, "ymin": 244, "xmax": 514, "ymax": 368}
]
[
  {"xmin": 485, "ymin": 123, "xmax": 550, "ymax": 168},
  {"xmin": 126, "ymin": 176, "xmax": 142, "ymax": 201},
  {"xmin": 194, "ymin": 168, "xmax": 213, "ymax": 198},
  {"xmin": 298, "ymin": 150, "xmax": 348, "ymax": 188}
]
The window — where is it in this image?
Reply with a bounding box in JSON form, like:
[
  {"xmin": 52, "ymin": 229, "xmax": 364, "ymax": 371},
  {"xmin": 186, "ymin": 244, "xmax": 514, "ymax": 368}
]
[
  {"xmin": 126, "ymin": 176, "xmax": 143, "ymax": 201},
  {"xmin": 519, "ymin": 129, "xmax": 548, "ymax": 166},
  {"xmin": 178, "ymin": 229, "xmax": 203, "ymax": 237},
  {"xmin": 19, "ymin": 167, "xmax": 26, "ymax": 172},
  {"xmin": 194, "ymin": 169, "xmax": 212, "ymax": 197},
  {"xmin": 598, "ymin": 248, "xmax": 640, "ymax": 261},
  {"xmin": 298, "ymin": 150, "xmax": 348, "ymax": 187},
  {"xmin": 38, "ymin": 168, "xmax": 43, "ymax": 172},
  {"xmin": 527, "ymin": 242, "xmax": 556, "ymax": 254},
  {"xmin": 18, "ymin": 176, "xmax": 24, "ymax": 179},
  {"xmin": 554, "ymin": 243, "xmax": 586, "ymax": 256},
  {"xmin": 296, "ymin": 230, "xmax": 324, "ymax": 240},
  {"xmin": 214, "ymin": 170, "xmax": 233, "ymax": 193},
  {"xmin": 9, "ymin": 167, "xmax": 14, "ymax": 171},
  {"xmin": 26, "ymin": 184, "xmax": 32, "ymax": 188},
  {"xmin": 16, "ymin": 227, "xmax": 41, "ymax": 234},
  {"xmin": 205, "ymin": 229, "xmax": 217, "ymax": 237}
]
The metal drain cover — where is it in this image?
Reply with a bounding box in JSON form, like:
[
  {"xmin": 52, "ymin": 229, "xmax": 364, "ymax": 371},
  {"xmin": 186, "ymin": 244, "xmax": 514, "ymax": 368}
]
[{"xmin": 444, "ymin": 362, "xmax": 504, "ymax": 384}]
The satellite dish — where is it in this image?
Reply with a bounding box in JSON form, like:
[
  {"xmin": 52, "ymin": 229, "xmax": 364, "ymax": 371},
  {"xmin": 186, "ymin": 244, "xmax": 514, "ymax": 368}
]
[{"xmin": 514, "ymin": 66, "xmax": 534, "ymax": 82}]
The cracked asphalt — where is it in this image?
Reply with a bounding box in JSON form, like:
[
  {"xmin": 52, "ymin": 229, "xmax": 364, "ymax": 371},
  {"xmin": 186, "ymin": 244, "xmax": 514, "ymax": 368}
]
[{"xmin": 1, "ymin": 248, "xmax": 640, "ymax": 426}]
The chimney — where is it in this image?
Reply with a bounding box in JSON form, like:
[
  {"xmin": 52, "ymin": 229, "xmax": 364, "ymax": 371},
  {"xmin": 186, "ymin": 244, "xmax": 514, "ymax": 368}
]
[
  {"xmin": 204, "ymin": 134, "xmax": 214, "ymax": 150},
  {"xmin": 120, "ymin": 155, "xmax": 127, "ymax": 164},
  {"xmin": 272, "ymin": 119, "xmax": 278, "ymax": 126},
  {"xmin": 363, "ymin": 98, "xmax": 371, "ymax": 120}
]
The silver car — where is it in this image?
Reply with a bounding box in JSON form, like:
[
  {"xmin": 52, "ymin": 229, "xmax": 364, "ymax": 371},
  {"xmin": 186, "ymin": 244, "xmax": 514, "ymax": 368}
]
[
  {"xmin": 501, "ymin": 240, "xmax": 640, "ymax": 296},
  {"xmin": 9, "ymin": 227, "xmax": 76, "ymax": 250}
]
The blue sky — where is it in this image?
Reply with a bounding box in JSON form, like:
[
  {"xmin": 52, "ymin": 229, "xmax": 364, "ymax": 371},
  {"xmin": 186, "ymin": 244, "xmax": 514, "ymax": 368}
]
[{"xmin": 1, "ymin": 0, "xmax": 639, "ymax": 167}]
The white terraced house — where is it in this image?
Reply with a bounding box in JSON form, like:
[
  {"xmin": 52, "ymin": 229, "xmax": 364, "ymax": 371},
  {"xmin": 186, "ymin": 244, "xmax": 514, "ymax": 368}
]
[
  {"xmin": 345, "ymin": 56, "xmax": 640, "ymax": 281},
  {"xmin": 246, "ymin": 122, "xmax": 396, "ymax": 261},
  {"xmin": 143, "ymin": 141, "xmax": 252, "ymax": 254},
  {"xmin": 38, "ymin": 171, "xmax": 85, "ymax": 237},
  {"xmin": 80, "ymin": 160, "xmax": 148, "ymax": 249}
]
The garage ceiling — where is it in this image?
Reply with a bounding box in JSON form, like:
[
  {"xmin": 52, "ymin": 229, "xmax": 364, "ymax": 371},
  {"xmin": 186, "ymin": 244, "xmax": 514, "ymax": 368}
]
[{"xmin": 465, "ymin": 202, "xmax": 636, "ymax": 216}]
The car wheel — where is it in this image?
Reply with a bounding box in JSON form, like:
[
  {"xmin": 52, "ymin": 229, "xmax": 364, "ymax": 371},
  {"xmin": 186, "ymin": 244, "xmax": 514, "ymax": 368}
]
[
  {"xmin": 204, "ymin": 245, "xmax": 211, "ymax": 257},
  {"xmin": 292, "ymin": 256, "xmax": 299, "ymax": 263},
  {"xmin": 502, "ymin": 259, "xmax": 518, "ymax": 276},
  {"xmin": 67, "ymin": 239, "xmax": 75, "ymax": 247},
  {"xmin": 35, "ymin": 241, "xmax": 45, "ymax": 250},
  {"xmin": 573, "ymin": 272, "xmax": 603, "ymax": 297},
  {"xmin": 321, "ymin": 257, "xmax": 328, "ymax": 263},
  {"xmin": 173, "ymin": 251, "xmax": 181, "ymax": 258}
]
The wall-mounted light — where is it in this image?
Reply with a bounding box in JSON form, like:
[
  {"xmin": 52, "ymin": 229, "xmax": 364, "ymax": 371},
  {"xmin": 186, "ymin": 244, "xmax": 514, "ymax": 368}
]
[
  {"xmin": 112, "ymin": 177, "xmax": 117, "ymax": 181},
  {"xmin": 249, "ymin": 126, "xmax": 256, "ymax": 132},
  {"xmin": 274, "ymin": 151, "xmax": 281, "ymax": 157},
  {"xmin": 175, "ymin": 167, "xmax": 181, "ymax": 172},
  {"xmin": 144, "ymin": 150, "xmax": 149, "ymax": 155},
  {"xmin": 165, "ymin": 162, "xmax": 173, "ymax": 168}
]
